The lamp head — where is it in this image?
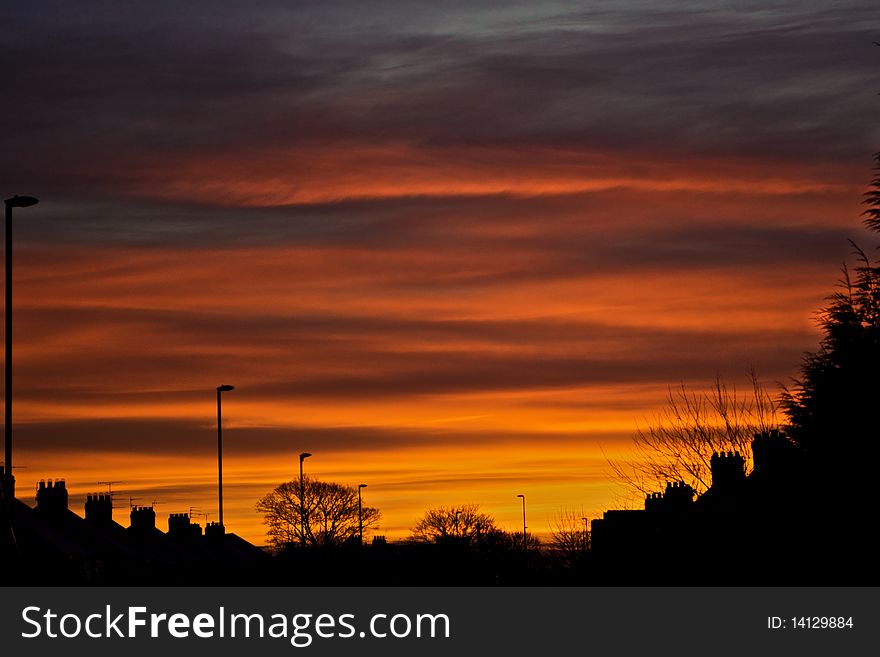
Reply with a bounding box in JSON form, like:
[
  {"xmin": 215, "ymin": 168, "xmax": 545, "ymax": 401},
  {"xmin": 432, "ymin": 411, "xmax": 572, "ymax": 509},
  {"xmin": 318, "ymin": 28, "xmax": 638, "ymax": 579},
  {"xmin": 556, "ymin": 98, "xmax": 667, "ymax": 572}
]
[
  {"xmin": 217, "ymin": 384, "xmax": 235, "ymax": 392},
  {"xmin": 358, "ymin": 483, "xmax": 367, "ymax": 489},
  {"xmin": 5, "ymin": 195, "xmax": 39, "ymax": 208},
  {"xmin": 517, "ymin": 494, "xmax": 525, "ymax": 499},
  {"xmin": 300, "ymin": 452, "xmax": 312, "ymax": 461}
]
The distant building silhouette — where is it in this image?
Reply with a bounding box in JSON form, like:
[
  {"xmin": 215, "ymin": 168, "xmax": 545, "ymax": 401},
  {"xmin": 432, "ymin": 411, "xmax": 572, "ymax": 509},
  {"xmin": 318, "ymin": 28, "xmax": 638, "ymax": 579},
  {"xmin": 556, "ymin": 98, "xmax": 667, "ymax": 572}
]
[
  {"xmin": 589, "ymin": 430, "xmax": 841, "ymax": 584},
  {"xmin": 1, "ymin": 477, "xmax": 270, "ymax": 585}
]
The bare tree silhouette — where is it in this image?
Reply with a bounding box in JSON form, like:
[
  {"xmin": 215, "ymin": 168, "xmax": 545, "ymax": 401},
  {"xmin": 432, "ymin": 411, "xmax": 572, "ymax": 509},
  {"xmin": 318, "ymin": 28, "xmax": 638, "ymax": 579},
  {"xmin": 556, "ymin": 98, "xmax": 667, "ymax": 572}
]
[
  {"xmin": 549, "ymin": 509, "xmax": 590, "ymax": 566},
  {"xmin": 608, "ymin": 372, "xmax": 779, "ymax": 500},
  {"xmin": 256, "ymin": 476, "xmax": 380, "ymax": 548},
  {"xmin": 409, "ymin": 504, "xmax": 497, "ymax": 542}
]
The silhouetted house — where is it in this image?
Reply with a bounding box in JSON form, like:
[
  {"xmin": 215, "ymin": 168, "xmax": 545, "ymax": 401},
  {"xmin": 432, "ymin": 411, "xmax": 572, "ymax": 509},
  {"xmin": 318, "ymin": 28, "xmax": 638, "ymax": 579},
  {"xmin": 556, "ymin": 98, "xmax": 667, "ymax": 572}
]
[
  {"xmin": 162, "ymin": 512, "xmax": 271, "ymax": 582},
  {"xmin": 591, "ymin": 480, "xmax": 695, "ymax": 567},
  {"xmin": 3, "ymin": 486, "xmax": 94, "ymax": 584},
  {"xmin": 1, "ymin": 478, "xmax": 270, "ymax": 585},
  {"xmin": 591, "ymin": 430, "xmax": 811, "ymax": 583},
  {"xmin": 3, "ymin": 480, "xmax": 148, "ymax": 583}
]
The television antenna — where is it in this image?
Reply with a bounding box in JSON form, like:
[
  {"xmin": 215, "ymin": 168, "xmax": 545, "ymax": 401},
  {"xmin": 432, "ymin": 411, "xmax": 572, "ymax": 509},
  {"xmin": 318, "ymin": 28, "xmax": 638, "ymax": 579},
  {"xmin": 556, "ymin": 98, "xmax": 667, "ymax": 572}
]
[{"xmin": 97, "ymin": 481, "xmax": 123, "ymax": 495}]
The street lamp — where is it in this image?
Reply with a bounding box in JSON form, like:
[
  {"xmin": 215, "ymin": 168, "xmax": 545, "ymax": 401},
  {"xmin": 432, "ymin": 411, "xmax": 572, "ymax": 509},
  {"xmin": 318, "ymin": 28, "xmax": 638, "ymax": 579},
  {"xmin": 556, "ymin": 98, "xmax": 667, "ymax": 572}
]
[
  {"xmin": 517, "ymin": 494, "xmax": 527, "ymax": 549},
  {"xmin": 3, "ymin": 195, "xmax": 39, "ymax": 499},
  {"xmin": 358, "ymin": 483, "xmax": 367, "ymax": 545},
  {"xmin": 454, "ymin": 509, "xmax": 461, "ymax": 537},
  {"xmin": 215, "ymin": 384, "xmax": 234, "ymax": 530},
  {"xmin": 299, "ymin": 452, "xmax": 312, "ymax": 547}
]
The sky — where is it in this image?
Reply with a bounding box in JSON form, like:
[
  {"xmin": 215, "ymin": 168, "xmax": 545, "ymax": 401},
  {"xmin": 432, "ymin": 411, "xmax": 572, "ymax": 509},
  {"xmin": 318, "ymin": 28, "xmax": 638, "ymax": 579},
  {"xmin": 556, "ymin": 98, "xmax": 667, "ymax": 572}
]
[{"xmin": 2, "ymin": 1, "xmax": 879, "ymax": 543}]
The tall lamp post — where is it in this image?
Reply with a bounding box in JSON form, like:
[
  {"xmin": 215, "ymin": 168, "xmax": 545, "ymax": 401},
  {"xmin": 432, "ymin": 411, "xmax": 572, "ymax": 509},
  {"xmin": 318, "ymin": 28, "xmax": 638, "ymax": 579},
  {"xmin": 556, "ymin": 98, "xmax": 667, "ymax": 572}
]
[
  {"xmin": 357, "ymin": 483, "xmax": 367, "ymax": 545},
  {"xmin": 517, "ymin": 494, "xmax": 527, "ymax": 549},
  {"xmin": 215, "ymin": 384, "xmax": 234, "ymax": 530},
  {"xmin": 299, "ymin": 452, "xmax": 312, "ymax": 547},
  {"xmin": 3, "ymin": 195, "xmax": 39, "ymax": 499}
]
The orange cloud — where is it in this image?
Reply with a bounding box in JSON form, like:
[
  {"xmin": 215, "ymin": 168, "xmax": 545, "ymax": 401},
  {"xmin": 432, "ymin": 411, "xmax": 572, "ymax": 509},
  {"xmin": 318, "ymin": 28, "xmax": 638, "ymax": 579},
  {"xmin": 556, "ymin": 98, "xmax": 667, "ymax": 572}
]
[
  {"xmin": 125, "ymin": 142, "xmax": 861, "ymax": 206},
  {"xmin": 9, "ymin": 145, "xmax": 864, "ymax": 544}
]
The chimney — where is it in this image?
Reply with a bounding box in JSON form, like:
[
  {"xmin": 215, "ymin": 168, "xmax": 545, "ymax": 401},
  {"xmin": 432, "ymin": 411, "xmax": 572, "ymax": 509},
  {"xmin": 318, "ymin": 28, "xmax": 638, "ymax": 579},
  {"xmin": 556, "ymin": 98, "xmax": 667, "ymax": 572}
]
[
  {"xmin": 35, "ymin": 479, "xmax": 69, "ymax": 515},
  {"xmin": 710, "ymin": 451, "xmax": 746, "ymax": 489},
  {"xmin": 661, "ymin": 480, "xmax": 695, "ymax": 511},
  {"xmin": 84, "ymin": 493, "xmax": 113, "ymax": 527},
  {"xmin": 168, "ymin": 513, "xmax": 202, "ymax": 540},
  {"xmin": 130, "ymin": 506, "xmax": 156, "ymax": 532},
  {"xmin": 205, "ymin": 521, "xmax": 225, "ymax": 541}
]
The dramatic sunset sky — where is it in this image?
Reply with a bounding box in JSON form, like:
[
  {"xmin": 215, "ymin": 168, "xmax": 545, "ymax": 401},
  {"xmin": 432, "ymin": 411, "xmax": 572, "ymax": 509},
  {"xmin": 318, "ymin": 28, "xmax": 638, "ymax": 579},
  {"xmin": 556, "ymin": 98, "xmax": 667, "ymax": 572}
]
[{"xmin": 3, "ymin": 2, "xmax": 878, "ymax": 543}]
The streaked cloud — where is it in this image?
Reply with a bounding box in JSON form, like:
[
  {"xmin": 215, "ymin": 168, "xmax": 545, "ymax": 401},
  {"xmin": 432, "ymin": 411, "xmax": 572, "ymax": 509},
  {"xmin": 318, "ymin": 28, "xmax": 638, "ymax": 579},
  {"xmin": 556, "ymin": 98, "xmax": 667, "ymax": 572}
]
[{"xmin": 4, "ymin": 1, "xmax": 876, "ymax": 542}]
